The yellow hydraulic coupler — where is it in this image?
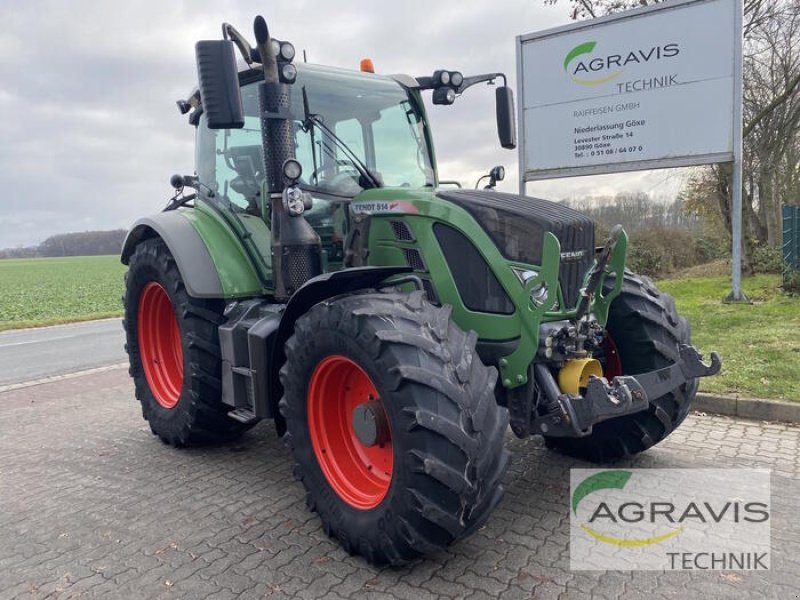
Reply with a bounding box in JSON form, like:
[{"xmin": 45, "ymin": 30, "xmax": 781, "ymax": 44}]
[{"xmin": 558, "ymin": 358, "xmax": 603, "ymax": 395}]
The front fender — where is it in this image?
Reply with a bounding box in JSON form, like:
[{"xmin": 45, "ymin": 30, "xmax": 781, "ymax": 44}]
[{"xmin": 266, "ymin": 266, "xmax": 411, "ymax": 431}]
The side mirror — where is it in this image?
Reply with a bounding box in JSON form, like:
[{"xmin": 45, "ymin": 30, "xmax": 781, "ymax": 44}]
[
  {"xmin": 195, "ymin": 40, "xmax": 244, "ymax": 129},
  {"xmin": 495, "ymin": 86, "xmax": 516, "ymax": 150}
]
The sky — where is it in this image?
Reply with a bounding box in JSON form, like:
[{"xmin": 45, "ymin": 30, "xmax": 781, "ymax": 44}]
[{"xmin": 0, "ymin": 0, "xmax": 685, "ymax": 248}]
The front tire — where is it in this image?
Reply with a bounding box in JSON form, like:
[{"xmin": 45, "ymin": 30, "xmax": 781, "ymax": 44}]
[
  {"xmin": 123, "ymin": 238, "xmax": 254, "ymax": 446},
  {"xmin": 545, "ymin": 271, "xmax": 696, "ymax": 462},
  {"xmin": 279, "ymin": 291, "xmax": 510, "ymax": 565}
]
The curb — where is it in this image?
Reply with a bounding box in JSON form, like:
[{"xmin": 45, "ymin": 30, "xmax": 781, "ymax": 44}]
[
  {"xmin": 694, "ymin": 392, "xmax": 800, "ymax": 424},
  {"xmin": 0, "ymin": 316, "xmax": 121, "ymax": 336},
  {"xmin": 0, "ymin": 362, "xmax": 128, "ymax": 394}
]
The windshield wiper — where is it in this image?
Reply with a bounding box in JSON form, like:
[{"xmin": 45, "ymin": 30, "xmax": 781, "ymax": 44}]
[
  {"xmin": 300, "ymin": 89, "xmax": 381, "ymax": 189},
  {"xmin": 301, "ymin": 87, "xmax": 320, "ymax": 182}
]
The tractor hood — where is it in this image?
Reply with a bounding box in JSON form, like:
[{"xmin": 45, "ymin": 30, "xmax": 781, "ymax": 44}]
[{"xmin": 435, "ymin": 190, "xmax": 595, "ymax": 308}]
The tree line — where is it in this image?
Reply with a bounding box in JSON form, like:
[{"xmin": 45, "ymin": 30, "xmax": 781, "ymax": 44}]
[
  {"xmin": 561, "ymin": 192, "xmax": 702, "ymax": 232},
  {"xmin": 0, "ymin": 230, "xmax": 127, "ymax": 259},
  {"xmin": 561, "ymin": 193, "xmax": 726, "ymax": 277}
]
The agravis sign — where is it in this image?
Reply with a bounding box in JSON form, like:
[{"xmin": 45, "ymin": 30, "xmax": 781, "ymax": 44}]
[{"xmin": 517, "ymin": 0, "xmax": 738, "ymax": 180}]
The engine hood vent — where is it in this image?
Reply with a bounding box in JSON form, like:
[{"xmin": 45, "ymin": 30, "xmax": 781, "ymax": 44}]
[{"xmin": 436, "ymin": 189, "xmax": 595, "ymax": 308}]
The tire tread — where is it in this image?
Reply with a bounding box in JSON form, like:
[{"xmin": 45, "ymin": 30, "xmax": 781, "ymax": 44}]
[{"xmin": 279, "ymin": 291, "xmax": 509, "ymax": 565}]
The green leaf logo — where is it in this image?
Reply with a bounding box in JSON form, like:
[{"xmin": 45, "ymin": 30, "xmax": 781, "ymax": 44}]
[
  {"xmin": 572, "ymin": 470, "xmax": 632, "ymax": 514},
  {"xmin": 563, "ymin": 41, "xmax": 623, "ymax": 86},
  {"xmin": 564, "ymin": 41, "xmax": 597, "ymax": 72},
  {"xmin": 572, "ymin": 470, "xmax": 683, "ymax": 547}
]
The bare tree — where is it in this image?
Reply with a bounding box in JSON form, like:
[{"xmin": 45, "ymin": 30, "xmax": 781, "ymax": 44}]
[
  {"xmin": 680, "ymin": 1, "xmax": 799, "ymax": 263},
  {"xmin": 744, "ymin": 5, "xmax": 800, "ymax": 246},
  {"xmin": 548, "ymin": 0, "xmax": 776, "ymax": 35}
]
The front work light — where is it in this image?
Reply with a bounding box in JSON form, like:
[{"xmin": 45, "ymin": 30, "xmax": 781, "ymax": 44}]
[
  {"xmin": 512, "ymin": 267, "xmax": 538, "ymax": 284},
  {"xmin": 280, "ymin": 41, "xmax": 296, "ymax": 61},
  {"xmin": 268, "ymin": 39, "xmax": 295, "ymax": 63},
  {"xmin": 530, "ymin": 282, "xmax": 549, "ymax": 307},
  {"xmin": 284, "ymin": 186, "xmax": 306, "ymax": 216},
  {"xmin": 432, "ymin": 87, "xmax": 456, "ymax": 105},
  {"xmin": 282, "ymin": 158, "xmax": 302, "ymax": 182},
  {"xmin": 270, "ymin": 39, "xmax": 281, "ymax": 59},
  {"xmin": 280, "ymin": 63, "xmax": 297, "ymax": 83}
]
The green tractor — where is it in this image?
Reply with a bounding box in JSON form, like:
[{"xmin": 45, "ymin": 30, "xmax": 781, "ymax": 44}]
[{"xmin": 121, "ymin": 16, "xmax": 720, "ymax": 565}]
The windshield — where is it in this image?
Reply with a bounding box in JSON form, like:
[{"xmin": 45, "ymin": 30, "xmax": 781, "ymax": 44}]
[{"xmin": 197, "ymin": 64, "xmax": 435, "ymax": 204}]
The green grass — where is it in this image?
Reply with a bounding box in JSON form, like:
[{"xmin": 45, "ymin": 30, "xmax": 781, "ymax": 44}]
[
  {"xmin": 1, "ymin": 256, "xmax": 796, "ymax": 402},
  {"xmin": 0, "ymin": 256, "xmax": 126, "ymax": 331},
  {"xmin": 658, "ymin": 274, "xmax": 799, "ymax": 402}
]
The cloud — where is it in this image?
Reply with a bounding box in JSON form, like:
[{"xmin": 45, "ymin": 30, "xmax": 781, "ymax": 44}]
[{"xmin": 0, "ymin": 1, "xmax": 677, "ymax": 248}]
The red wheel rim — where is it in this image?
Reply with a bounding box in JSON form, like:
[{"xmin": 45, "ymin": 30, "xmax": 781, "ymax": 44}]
[
  {"xmin": 137, "ymin": 282, "xmax": 183, "ymax": 409},
  {"xmin": 601, "ymin": 332, "xmax": 623, "ymax": 380},
  {"xmin": 307, "ymin": 355, "xmax": 393, "ymax": 510}
]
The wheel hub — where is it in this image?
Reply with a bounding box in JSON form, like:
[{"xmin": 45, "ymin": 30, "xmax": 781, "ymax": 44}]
[{"xmin": 352, "ymin": 400, "xmax": 390, "ymax": 447}]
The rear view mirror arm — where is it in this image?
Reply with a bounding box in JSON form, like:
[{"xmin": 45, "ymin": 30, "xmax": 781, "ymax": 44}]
[
  {"xmin": 222, "ymin": 22, "xmax": 256, "ymax": 65},
  {"xmin": 454, "ymin": 72, "xmax": 507, "ymax": 95}
]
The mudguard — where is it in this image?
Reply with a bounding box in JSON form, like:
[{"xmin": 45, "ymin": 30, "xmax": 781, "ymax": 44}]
[
  {"xmin": 274, "ymin": 266, "xmax": 413, "ymax": 352},
  {"xmin": 265, "ymin": 266, "xmax": 412, "ymax": 431},
  {"xmin": 121, "ymin": 210, "xmax": 266, "ymax": 299},
  {"xmin": 122, "ymin": 213, "xmax": 223, "ymax": 298}
]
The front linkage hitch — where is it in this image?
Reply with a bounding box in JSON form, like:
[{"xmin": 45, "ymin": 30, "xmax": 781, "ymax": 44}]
[{"xmin": 532, "ymin": 344, "xmax": 722, "ymax": 438}]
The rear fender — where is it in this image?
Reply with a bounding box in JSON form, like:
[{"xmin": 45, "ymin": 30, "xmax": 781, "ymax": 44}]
[
  {"xmin": 121, "ymin": 212, "xmax": 224, "ymax": 298},
  {"xmin": 121, "ymin": 209, "xmax": 267, "ymax": 299}
]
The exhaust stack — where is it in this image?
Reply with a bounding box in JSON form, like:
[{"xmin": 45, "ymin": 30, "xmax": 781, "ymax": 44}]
[{"xmin": 253, "ymin": 16, "xmax": 321, "ymax": 301}]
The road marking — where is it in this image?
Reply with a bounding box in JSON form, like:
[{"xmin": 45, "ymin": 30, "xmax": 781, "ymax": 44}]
[
  {"xmin": 0, "ymin": 362, "xmax": 128, "ymax": 394},
  {"xmin": 0, "ymin": 334, "xmax": 85, "ymax": 348}
]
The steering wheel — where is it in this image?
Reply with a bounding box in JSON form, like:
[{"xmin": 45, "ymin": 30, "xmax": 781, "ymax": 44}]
[{"xmin": 311, "ymin": 159, "xmax": 358, "ymax": 184}]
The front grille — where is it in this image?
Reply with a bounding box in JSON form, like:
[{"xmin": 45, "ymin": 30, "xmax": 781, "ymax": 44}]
[
  {"xmin": 421, "ymin": 279, "xmax": 439, "ymax": 305},
  {"xmin": 434, "ymin": 224, "xmax": 515, "ymax": 315},
  {"xmin": 437, "ymin": 190, "xmax": 595, "ymax": 308},
  {"xmin": 391, "ymin": 220, "xmax": 415, "ymax": 241},
  {"xmin": 403, "ymin": 248, "xmax": 426, "ymax": 271}
]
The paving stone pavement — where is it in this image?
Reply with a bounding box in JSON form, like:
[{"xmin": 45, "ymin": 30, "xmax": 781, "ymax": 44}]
[{"xmin": 1, "ymin": 368, "xmax": 799, "ymax": 600}]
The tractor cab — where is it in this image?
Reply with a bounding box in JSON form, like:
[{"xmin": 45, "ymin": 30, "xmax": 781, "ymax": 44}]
[
  {"xmin": 196, "ymin": 64, "xmax": 436, "ymax": 206},
  {"xmin": 192, "ymin": 63, "xmax": 437, "ymax": 274}
]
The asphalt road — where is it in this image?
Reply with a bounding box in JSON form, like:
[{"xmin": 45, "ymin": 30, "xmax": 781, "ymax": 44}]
[{"xmin": 0, "ymin": 319, "xmax": 126, "ymax": 387}]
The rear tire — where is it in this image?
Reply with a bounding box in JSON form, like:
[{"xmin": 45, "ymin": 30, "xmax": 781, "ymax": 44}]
[
  {"xmin": 544, "ymin": 271, "xmax": 697, "ymax": 462},
  {"xmin": 123, "ymin": 238, "xmax": 254, "ymax": 446},
  {"xmin": 279, "ymin": 291, "xmax": 510, "ymax": 565}
]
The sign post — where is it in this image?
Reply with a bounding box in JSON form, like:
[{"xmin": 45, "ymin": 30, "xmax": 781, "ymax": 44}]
[
  {"xmin": 728, "ymin": 0, "xmax": 746, "ymax": 301},
  {"xmin": 516, "ymin": 0, "xmax": 744, "ymax": 299}
]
